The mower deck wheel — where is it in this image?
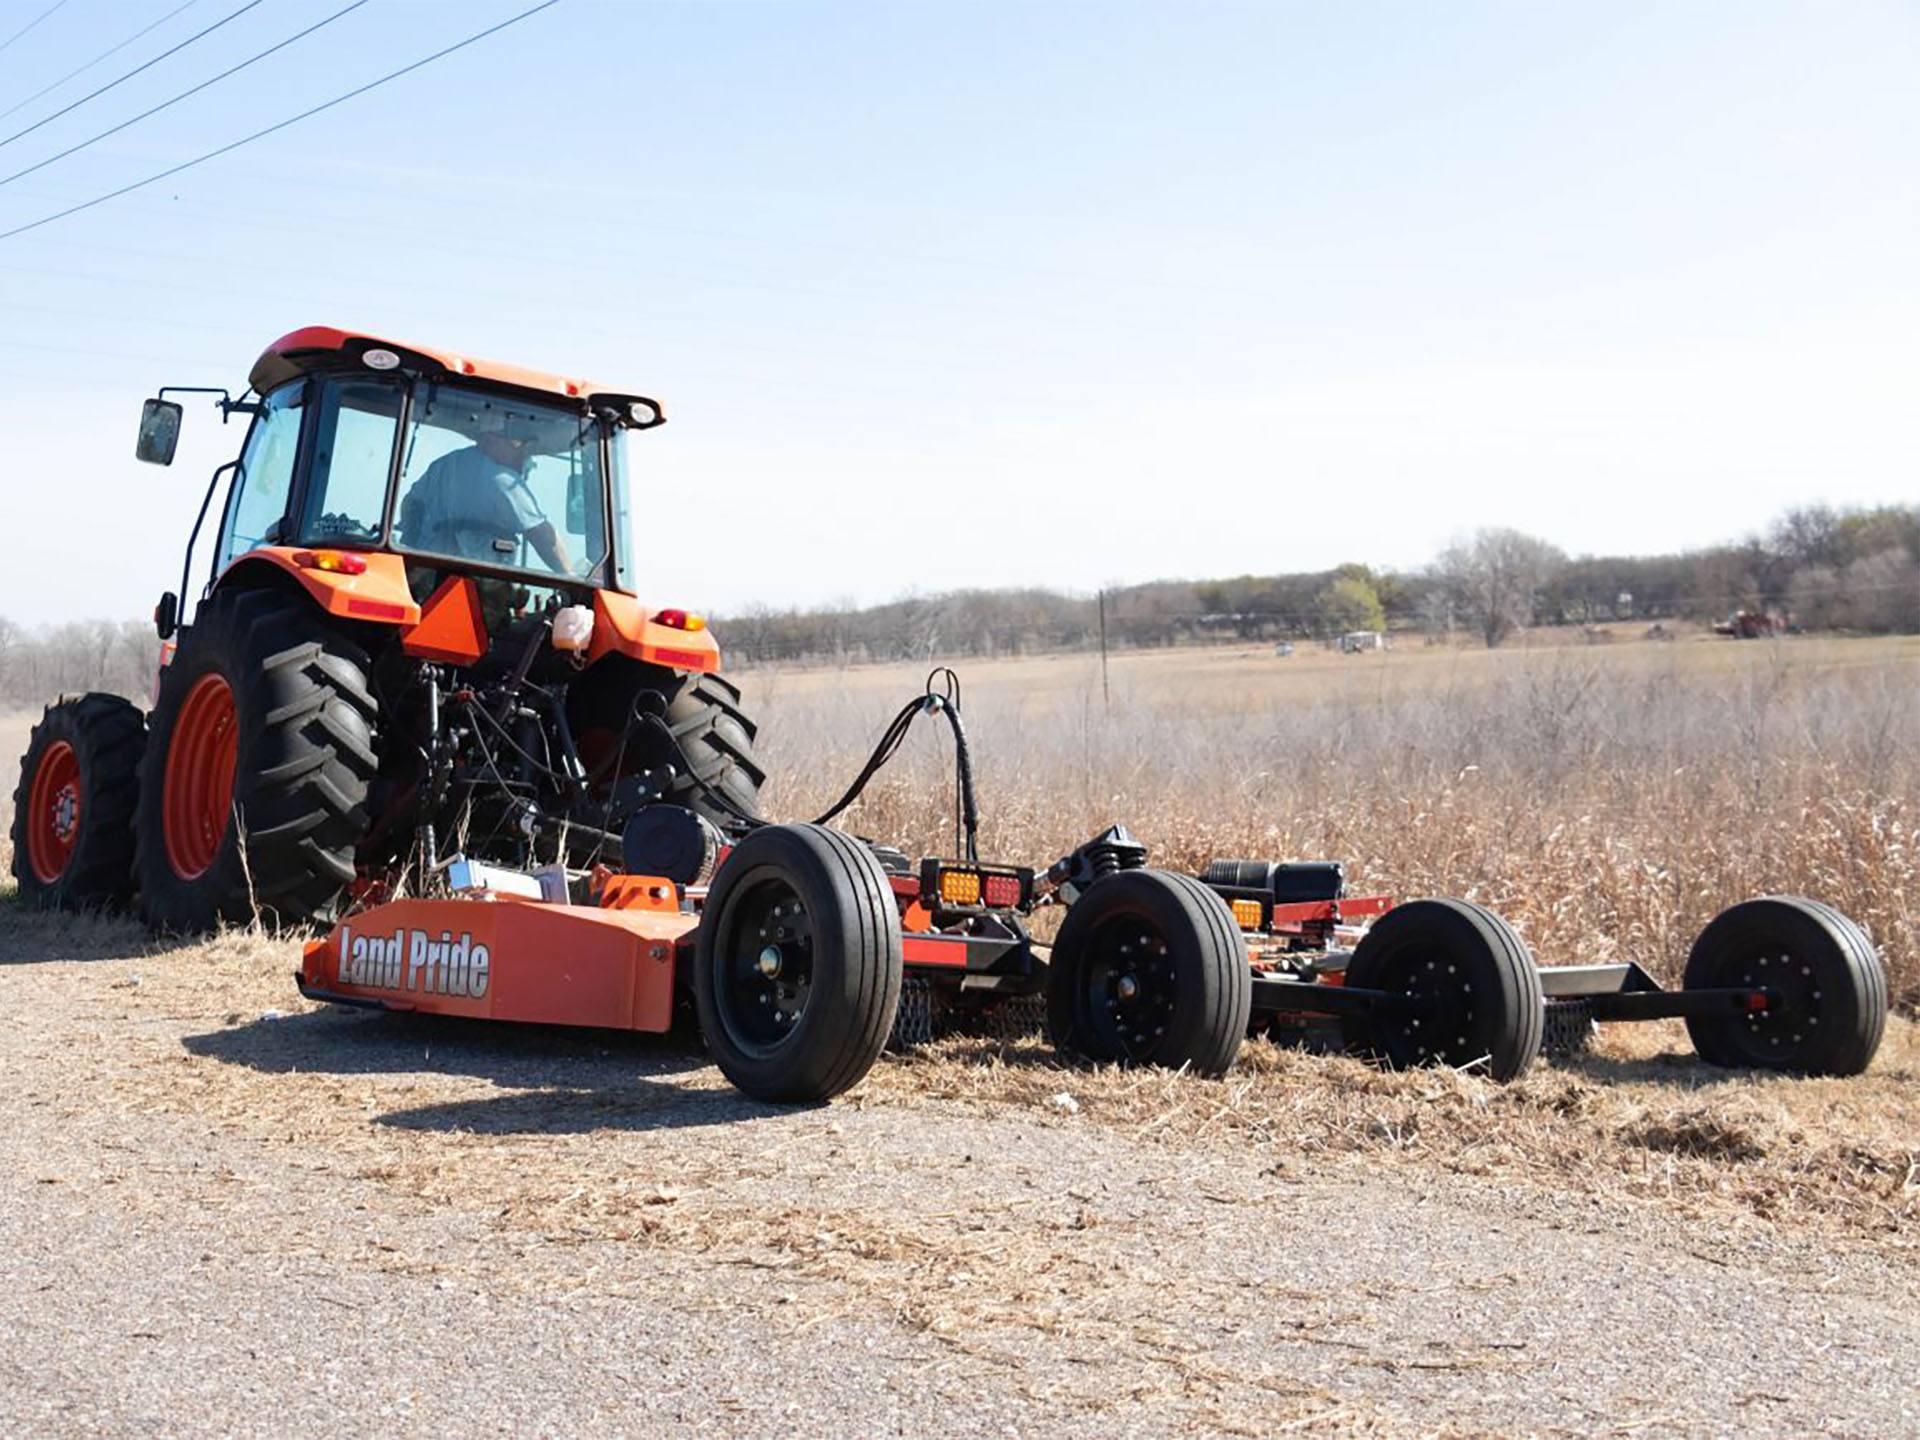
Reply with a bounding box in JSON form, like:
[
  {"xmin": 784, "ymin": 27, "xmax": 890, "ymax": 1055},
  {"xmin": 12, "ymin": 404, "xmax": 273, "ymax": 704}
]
[
  {"xmin": 1683, "ymin": 896, "xmax": 1887, "ymax": 1077},
  {"xmin": 693, "ymin": 823, "xmax": 902, "ymax": 1103},
  {"xmin": 1341, "ymin": 898, "xmax": 1543, "ymax": 1081},
  {"xmin": 1047, "ymin": 868, "xmax": 1251, "ymax": 1077},
  {"xmin": 8, "ymin": 694, "xmax": 146, "ymax": 909}
]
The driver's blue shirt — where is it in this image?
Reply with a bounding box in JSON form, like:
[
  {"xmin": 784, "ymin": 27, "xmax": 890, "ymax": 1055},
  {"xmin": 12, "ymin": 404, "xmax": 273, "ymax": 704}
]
[{"xmin": 402, "ymin": 446, "xmax": 548, "ymax": 561}]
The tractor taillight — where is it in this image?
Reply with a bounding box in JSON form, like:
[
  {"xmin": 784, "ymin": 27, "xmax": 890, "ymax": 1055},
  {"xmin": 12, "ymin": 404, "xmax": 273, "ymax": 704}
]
[
  {"xmin": 654, "ymin": 608, "xmax": 706, "ymax": 632},
  {"xmin": 291, "ymin": 549, "xmax": 368, "ymax": 575},
  {"xmin": 1230, "ymin": 897, "xmax": 1265, "ymax": 931},
  {"xmin": 982, "ymin": 873, "xmax": 1023, "ymax": 908}
]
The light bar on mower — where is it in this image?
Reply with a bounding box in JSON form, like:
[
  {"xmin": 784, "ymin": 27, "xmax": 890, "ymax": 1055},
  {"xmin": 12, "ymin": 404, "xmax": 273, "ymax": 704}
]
[{"xmin": 917, "ymin": 859, "xmax": 1033, "ymax": 914}]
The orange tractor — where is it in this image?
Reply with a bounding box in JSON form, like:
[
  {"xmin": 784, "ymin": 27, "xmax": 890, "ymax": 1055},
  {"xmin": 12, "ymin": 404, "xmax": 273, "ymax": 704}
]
[{"xmin": 11, "ymin": 327, "xmax": 1892, "ymax": 1102}]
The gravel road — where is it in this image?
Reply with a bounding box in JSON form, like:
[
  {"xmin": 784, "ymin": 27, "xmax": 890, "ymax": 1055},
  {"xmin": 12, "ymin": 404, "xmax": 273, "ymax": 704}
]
[{"xmin": 1, "ymin": 910, "xmax": 1914, "ymax": 1438}]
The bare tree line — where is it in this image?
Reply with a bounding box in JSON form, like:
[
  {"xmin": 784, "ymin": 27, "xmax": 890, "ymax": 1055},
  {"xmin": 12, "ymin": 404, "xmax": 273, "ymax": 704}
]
[
  {"xmin": 0, "ymin": 619, "xmax": 158, "ymax": 709},
  {"xmin": 0, "ymin": 503, "xmax": 1911, "ymax": 695},
  {"xmin": 717, "ymin": 503, "xmax": 1920, "ymax": 666}
]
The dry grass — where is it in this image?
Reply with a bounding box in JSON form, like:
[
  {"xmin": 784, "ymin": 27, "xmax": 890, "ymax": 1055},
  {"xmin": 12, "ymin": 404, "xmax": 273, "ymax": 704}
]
[{"xmin": 746, "ymin": 632, "xmax": 1920, "ymax": 1005}]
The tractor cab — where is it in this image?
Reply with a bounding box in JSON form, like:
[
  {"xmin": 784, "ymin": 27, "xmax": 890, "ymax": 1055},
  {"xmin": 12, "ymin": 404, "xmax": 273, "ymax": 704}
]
[{"xmin": 138, "ymin": 326, "xmax": 666, "ymax": 639}]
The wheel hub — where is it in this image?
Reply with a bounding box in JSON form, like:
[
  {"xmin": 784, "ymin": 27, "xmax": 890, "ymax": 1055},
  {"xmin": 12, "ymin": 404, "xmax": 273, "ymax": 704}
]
[
  {"xmin": 52, "ymin": 784, "xmax": 79, "ymax": 842},
  {"xmin": 1085, "ymin": 921, "xmax": 1176, "ymax": 1058},
  {"xmin": 719, "ymin": 888, "xmax": 815, "ymax": 1052},
  {"xmin": 1738, "ymin": 952, "xmax": 1820, "ymax": 1055}
]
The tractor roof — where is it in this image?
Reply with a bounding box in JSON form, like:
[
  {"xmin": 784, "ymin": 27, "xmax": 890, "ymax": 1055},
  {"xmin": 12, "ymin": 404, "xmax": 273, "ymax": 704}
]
[{"xmin": 248, "ymin": 325, "xmax": 646, "ymax": 409}]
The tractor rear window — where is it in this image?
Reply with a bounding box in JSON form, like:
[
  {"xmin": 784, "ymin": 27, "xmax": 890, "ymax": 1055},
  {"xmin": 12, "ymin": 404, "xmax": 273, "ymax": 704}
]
[
  {"xmin": 393, "ymin": 384, "xmax": 610, "ymax": 584},
  {"xmin": 299, "ymin": 380, "xmax": 402, "ymax": 544}
]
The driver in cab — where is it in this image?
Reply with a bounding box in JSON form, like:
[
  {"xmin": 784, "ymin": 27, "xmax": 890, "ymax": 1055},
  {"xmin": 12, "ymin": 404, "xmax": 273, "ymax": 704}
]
[{"xmin": 399, "ymin": 409, "xmax": 573, "ymax": 575}]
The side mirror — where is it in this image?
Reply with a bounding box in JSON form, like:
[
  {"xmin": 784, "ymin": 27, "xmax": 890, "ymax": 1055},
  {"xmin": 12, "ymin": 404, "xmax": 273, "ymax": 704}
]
[
  {"xmin": 153, "ymin": 591, "xmax": 178, "ymax": 640},
  {"xmin": 136, "ymin": 398, "xmax": 183, "ymax": 466}
]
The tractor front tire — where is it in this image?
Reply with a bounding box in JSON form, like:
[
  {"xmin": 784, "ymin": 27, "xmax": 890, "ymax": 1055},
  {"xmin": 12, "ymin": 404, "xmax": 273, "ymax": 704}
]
[
  {"xmin": 1341, "ymin": 899, "xmax": 1543, "ymax": 1081},
  {"xmin": 693, "ymin": 823, "xmax": 902, "ymax": 1103},
  {"xmin": 134, "ymin": 590, "xmax": 379, "ymax": 932},
  {"xmin": 10, "ymin": 693, "xmax": 145, "ymax": 909},
  {"xmin": 1047, "ymin": 868, "xmax": 1252, "ymax": 1077}
]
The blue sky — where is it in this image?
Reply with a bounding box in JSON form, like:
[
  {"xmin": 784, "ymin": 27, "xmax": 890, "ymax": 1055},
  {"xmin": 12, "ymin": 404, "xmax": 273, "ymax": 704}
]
[{"xmin": 0, "ymin": 0, "xmax": 1913, "ymax": 625}]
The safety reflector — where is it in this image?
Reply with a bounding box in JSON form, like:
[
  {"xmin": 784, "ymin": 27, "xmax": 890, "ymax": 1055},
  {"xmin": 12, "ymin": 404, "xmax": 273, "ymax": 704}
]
[{"xmin": 1231, "ymin": 898, "xmax": 1264, "ymax": 931}]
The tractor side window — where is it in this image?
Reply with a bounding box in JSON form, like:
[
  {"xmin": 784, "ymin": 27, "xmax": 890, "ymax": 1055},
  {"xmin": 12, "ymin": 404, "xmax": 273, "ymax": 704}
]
[
  {"xmin": 300, "ymin": 380, "xmax": 402, "ymax": 544},
  {"xmin": 219, "ymin": 384, "xmax": 303, "ymax": 571}
]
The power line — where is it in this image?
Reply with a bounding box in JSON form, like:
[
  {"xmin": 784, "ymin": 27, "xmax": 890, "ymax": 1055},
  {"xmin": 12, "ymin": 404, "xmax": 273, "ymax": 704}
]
[
  {"xmin": 0, "ymin": 0, "xmax": 70, "ymax": 58},
  {"xmin": 0, "ymin": 0, "xmax": 562, "ymax": 243},
  {"xmin": 0, "ymin": 0, "xmax": 264, "ymax": 153},
  {"xmin": 0, "ymin": 0, "xmax": 204, "ymax": 123},
  {"xmin": 0, "ymin": 0, "xmax": 373, "ymax": 191}
]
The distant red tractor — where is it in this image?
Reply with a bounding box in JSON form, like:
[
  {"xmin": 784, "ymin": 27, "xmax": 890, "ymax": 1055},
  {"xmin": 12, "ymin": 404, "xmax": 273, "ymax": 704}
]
[{"xmin": 1714, "ymin": 610, "xmax": 1784, "ymax": 639}]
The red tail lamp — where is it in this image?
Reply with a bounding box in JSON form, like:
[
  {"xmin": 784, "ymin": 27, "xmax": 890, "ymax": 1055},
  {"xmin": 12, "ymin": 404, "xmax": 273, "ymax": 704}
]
[
  {"xmin": 982, "ymin": 873, "xmax": 1024, "ymax": 909},
  {"xmin": 654, "ymin": 608, "xmax": 706, "ymax": 632}
]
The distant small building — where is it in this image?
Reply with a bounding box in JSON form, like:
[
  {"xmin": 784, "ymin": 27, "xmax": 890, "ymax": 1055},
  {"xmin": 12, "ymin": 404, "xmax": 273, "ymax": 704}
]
[{"xmin": 1337, "ymin": 631, "xmax": 1387, "ymax": 654}]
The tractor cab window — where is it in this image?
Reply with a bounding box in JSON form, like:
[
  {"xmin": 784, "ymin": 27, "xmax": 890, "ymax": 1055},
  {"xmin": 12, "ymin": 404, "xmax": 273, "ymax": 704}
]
[
  {"xmin": 298, "ymin": 380, "xmax": 403, "ymax": 544},
  {"xmin": 218, "ymin": 383, "xmax": 304, "ymax": 573},
  {"xmin": 393, "ymin": 384, "xmax": 609, "ymax": 584}
]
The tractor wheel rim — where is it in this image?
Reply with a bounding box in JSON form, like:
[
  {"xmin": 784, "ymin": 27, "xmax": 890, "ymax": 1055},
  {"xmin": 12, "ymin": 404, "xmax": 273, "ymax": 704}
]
[
  {"xmin": 163, "ymin": 673, "xmax": 239, "ymax": 881},
  {"xmin": 26, "ymin": 740, "xmax": 82, "ymax": 883},
  {"xmin": 716, "ymin": 877, "xmax": 815, "ymax": 1055}
]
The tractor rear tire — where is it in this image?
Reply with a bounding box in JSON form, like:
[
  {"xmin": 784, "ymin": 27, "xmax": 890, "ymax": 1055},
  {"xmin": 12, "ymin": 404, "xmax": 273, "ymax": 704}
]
[
  {"xmin": 572, "ymin": 659, "xmax": 765, "ymax": 831},
  {"xmin": 10, "ymin": 693, "xmax": 146, "ymax": 910},
  {"xmin": 1341, "ymin": 899, "xmax": 1543, "ymax": 1081},
  {"xmin": 1047, "ymin": 869, "xmax": 1252, "ymax": 1077},
  {"xmin": 1683, "ymin": 897, "xmax": 1887, "ymax": 1077},
  {"xmin": 134, "ymin": 589, "xmax": 379, "ymax": 932},
  {"xmin": 693, "ymin": 823, "xmax": 902, "ymax": 1103}
]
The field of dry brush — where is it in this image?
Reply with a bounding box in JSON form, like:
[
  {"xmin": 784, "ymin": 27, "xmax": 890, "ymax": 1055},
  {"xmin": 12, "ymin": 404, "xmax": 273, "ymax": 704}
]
[{"xmin": 746, "ymin": 632, "xmax": 1919, "ymax": 1007}]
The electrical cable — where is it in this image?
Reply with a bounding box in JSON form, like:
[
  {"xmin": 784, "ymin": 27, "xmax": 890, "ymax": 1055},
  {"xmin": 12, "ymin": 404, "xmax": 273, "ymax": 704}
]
[
  {"xmin": 636, "ymin": 668, "xmax": 984, "ymax": 860},
  {"xmin": 0, "ymin": 1, "xmax": 70, "ymax": 58},
  {"xmin": 0, "ymin": 0, "xmax": 372, "ymax": 191},
  {"xmin": 0, "ymin": 0, "xmax": 203, "ymax": 124},
  {"xmin": 0, "ymin": 0, "xmax": 262, "ymax": 151},
  {"xmin": 0, "ymin": 0, "xmax": 563, "ymax": 242}
]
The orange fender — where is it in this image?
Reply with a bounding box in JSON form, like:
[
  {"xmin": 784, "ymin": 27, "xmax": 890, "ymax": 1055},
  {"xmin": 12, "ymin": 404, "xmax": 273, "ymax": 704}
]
[
  {"xmin": 219, "ymin": 548, "xmax": 421, "ymax": 625},
  {"xmin": 589, "ymin": 590, "xmax": 721, "ymax": 673}
]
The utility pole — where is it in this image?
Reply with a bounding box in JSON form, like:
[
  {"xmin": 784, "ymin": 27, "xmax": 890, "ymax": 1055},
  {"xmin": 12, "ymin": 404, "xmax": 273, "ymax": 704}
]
[{"xmin": 1097, "ymin": 589, "xmax": 1110, "ymax": 708}]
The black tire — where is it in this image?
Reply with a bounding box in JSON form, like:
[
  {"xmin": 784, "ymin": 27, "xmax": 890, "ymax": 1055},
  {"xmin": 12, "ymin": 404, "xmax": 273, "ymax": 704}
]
[
  {"xmin": 693, "ymin": 823, "xmax": 902, "ymax": 1102},
  {"xmin": 1341, "ymin": 899, "xmax": 1543, "ymax": 1082},
  {"xmin": 571, "ymin": 659, "xmax": 765, "ymax": 831},
  {"xmin": 1047, "ymin": 868, "xmax": 1252, "ymax": 1076},
  {"xmin": 10, "ymin": 693, "xmax": 145, "ymax": 909},
  {"xmin": 134, "ymin": 588, "xmax": 379, "ymax": 932},
  {"xmin": 1683, "ymin": 896, "xmax": 1887, "ymax": 1077}
]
